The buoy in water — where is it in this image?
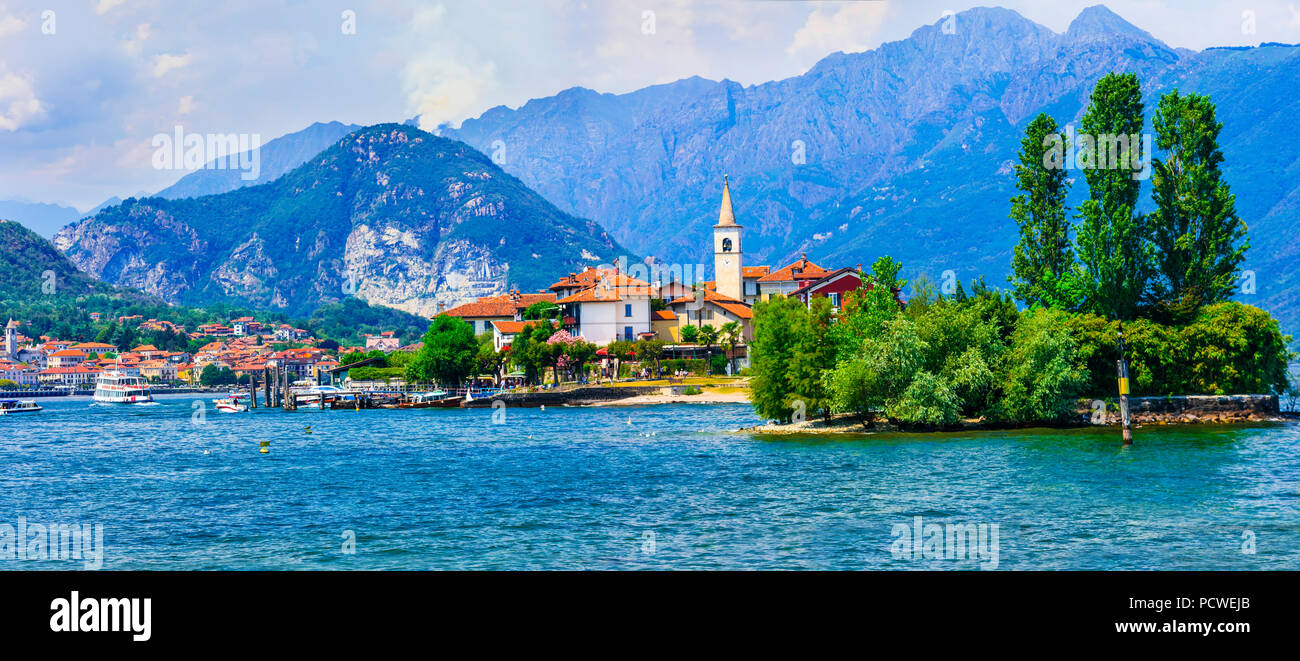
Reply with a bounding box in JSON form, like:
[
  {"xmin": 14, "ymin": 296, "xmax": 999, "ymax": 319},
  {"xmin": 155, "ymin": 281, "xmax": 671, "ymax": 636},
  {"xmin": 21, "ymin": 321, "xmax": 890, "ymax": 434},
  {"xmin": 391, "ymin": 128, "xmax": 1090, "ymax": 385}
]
[
  {"xmin": 304, "ymin": 426, "xmax": 312, "ymax": 434},
  {"xmin": 540, "ymin": 405, "xmax": 545, "ymax": 411},
  {"xmin": 259, "ymin": 441, "xmax": 270, "ymax": 454}
]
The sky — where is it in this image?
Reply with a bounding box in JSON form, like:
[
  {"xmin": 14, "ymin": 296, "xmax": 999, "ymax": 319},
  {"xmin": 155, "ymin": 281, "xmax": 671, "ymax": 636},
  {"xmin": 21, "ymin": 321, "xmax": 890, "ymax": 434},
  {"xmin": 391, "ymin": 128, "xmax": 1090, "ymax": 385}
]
[{"xmin": 2, "ymin": 0, "xmax": 1298, "ymax": 211}]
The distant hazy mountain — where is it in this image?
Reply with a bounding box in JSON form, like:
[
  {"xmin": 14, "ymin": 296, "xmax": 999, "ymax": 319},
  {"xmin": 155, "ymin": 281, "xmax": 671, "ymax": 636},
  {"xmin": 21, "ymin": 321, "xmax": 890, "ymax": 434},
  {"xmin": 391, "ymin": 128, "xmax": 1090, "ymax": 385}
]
[
  {"xmin": 54, "ymin": 125, "xmax": 627, "ymax": 316},
  {"xmin": 0, "ymin": 200, "xmax": 83, "ymax": 239},
  {"xmin": 442, "ymin": 5, "xmax": 1300, "ymax": 334},
  {"xmin": 154, "ymin": 121, "xmax": 362, "ymax": 200}
]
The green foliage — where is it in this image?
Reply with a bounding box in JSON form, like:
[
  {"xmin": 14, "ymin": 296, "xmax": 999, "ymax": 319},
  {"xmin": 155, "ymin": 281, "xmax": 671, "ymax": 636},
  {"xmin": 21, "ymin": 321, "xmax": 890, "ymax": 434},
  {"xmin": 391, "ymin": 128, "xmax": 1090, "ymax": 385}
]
[
  {"xmin": 199, "ymin": 364, "xmax": 239, "ymax": 386},
  {"xmin": 347, "ymin": 366, "xmax": 405, "ymax": 382},
  {"xmin": 997, "ymin": 309, "xmax": 1088, "ymax": 424},
  {"xmin": 1148, "ymin": 89, "xmax": 1249, "ymax": 320},
  {"xmin": 682, "ymin": 386, "xmax": 702, "ymax": 395},
  {"xmin": 750, "ymin": 296, "xmax": 837, "ymax": 422},
  {"xmin": 522, "ymin": 301, "xmax": 560, "ymax": 321},
  {"xmin": 827, "ymin": 316, "xmax": 928, "ymax": 425},
  {"xmin": 679, "ymin": 324, "xmax": 700, "ymax": 343},
  {"xmin": 1065, "ymin": 302, "xmax": 1292, "ymax": 396},
  {"xmin": 306, "ymin": 297, "xmax": 430, "ymax": 345},
  {"xmin": 1009, "ymin": 113, "xmax": 1078, "ymax": 309},
  {"xmin": 406, "ymin": 315, "xmax": 477, "ymax": 386},
  {"xmin": 887, "ymin": 371, "xmax": 961, "ymax": 427},
  {"xmin": 1074, "ymin": 72, "xmax": 1153, "ymax": 321}
]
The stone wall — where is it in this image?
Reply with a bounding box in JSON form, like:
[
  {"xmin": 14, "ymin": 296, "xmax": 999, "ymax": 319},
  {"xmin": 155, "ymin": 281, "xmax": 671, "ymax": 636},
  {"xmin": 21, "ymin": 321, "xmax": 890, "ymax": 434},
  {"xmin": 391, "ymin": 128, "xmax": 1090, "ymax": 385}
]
[{"xmin": 1087, "ymin": 394, "xmax": 1280, "ymax": 424}]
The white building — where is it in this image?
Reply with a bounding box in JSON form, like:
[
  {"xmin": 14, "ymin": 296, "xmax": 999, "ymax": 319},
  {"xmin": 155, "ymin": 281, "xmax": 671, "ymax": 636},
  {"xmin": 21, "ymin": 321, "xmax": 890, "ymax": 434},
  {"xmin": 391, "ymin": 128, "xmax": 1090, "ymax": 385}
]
[{"xmin": 556, "ymin": 284, "xmax": 653, "ymax": 345}]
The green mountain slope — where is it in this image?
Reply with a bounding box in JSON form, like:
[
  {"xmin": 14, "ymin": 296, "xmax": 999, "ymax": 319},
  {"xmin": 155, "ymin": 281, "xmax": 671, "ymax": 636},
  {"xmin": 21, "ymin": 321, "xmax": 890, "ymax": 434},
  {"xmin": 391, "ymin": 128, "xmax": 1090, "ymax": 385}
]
[{"xmin": 54, "ymin": 124, "xmax": 628, "ymax": 317}]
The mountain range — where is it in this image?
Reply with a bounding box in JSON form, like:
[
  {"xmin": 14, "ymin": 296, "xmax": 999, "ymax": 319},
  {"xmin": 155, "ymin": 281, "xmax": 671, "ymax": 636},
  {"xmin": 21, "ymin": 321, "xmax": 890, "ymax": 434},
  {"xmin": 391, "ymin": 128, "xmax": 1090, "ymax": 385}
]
[
  {"xmin": 54, "ymin": 125, "xmax": 626, "ymax": 316},
  {"xmin": 17, "ymin": 4, "xmax": 1300, "ymax": 335},
  {"xmin": 440, "ymin": 5, "xmax": 1300, "ymax": 334}
]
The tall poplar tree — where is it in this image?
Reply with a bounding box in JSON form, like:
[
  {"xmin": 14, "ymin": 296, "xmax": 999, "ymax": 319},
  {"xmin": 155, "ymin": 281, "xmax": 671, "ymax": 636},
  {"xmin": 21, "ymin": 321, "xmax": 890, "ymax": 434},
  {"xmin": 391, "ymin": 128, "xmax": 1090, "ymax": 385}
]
[
  {"xmin": 1148, "ymin": 89, "xmax": 1248, "ymax": 319},
  {"xmin": 1074, "ymin": 73, "xmax": 1153, "ymax": 320},
  {"xmin": 1008, "ymin": 113, "xmax": 1076, "ymax": 308}
]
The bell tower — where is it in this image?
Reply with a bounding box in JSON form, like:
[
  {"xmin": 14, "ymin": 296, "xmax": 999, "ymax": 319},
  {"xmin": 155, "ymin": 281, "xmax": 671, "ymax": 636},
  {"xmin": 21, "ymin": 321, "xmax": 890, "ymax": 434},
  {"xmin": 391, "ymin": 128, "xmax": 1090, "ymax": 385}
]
[
  {"xmin": 4, "ymin": 319, "xmax": 17, "ymax": 360},
  {"xmin": 713, "ymin": 176, "xmax": 743, "ymax": 301}
]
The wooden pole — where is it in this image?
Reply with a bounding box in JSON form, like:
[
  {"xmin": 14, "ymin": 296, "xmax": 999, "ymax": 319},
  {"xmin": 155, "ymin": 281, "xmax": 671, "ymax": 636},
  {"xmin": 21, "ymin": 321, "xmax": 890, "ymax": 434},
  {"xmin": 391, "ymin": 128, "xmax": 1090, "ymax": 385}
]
[
  {"xmin": 1117, "ymin": 324, "xmax": 1133, "ymax": 446},
  {"xmin": 263, "ymin": 368, "xmax": 272, "ymax": 407},
  {"xmin": 249, "ymin": 374, "xmax": 258, "ymax": 408}
]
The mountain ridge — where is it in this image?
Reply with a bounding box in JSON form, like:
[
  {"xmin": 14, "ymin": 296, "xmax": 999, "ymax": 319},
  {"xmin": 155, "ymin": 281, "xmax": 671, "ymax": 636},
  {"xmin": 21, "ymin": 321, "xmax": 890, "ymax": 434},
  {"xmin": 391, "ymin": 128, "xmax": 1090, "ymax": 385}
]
[
  {"xmin": 439, "ymin": 5, "xmax": 1300, "ymax": 335},
  {"xmin": 54, "ymin": 124, "xmax": 628, "ymax": 317}
]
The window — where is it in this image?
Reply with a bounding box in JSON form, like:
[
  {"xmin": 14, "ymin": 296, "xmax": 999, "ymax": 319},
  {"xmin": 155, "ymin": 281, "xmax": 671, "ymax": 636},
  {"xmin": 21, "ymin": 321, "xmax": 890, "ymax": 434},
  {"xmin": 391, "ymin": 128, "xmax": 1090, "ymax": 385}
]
[
  {"xmin": 624, "ymin": 304, "xmax": 632, "ymax": 317},
  {"xmin": 624, "ymin": 326, "xmax": 634, "ymax": 341},
  {"xmin": 830, "ymin": 292, "xmax": 841, "ymax": 308},
  {"xmin": 721, "ymin": 237, "xmax": 732, "ymax": 252}
]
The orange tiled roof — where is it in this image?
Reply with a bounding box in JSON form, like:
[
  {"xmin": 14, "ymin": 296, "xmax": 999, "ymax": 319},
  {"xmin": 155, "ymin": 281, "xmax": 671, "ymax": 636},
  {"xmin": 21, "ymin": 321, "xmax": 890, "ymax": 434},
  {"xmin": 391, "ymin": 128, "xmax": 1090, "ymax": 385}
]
[
  {"xmin": 667, "ymin": 289, "xmax": 753, "ymax": 319},
  {"xmin": 49, "ymin": 349, "xmax": 87, "ymax": 357},
  {"xmin": 652, "ymin": 310, "xmax": 677, "ymax": 321},
  {"xmin": 548, "ymin": 267, "xmax": 651, "ymax": 292},
  {"xmin": 742, "ymin": 266, "xmax": 770, "ymax": 278},
  {"xmin": 441, "ymin": 292, "xmax": 557, "ymax": 318},
  {"xmin": 757, "ymin": 254, "xmax": 830, "ymax": 283}
]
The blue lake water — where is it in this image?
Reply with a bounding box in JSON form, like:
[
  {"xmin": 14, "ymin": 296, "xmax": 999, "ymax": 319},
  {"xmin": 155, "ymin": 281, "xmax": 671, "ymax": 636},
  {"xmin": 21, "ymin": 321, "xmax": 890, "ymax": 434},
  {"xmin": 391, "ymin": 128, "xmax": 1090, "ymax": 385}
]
[{"xmin": 2, "ymin": 394, "xmax": 1298, "ymax": 570}]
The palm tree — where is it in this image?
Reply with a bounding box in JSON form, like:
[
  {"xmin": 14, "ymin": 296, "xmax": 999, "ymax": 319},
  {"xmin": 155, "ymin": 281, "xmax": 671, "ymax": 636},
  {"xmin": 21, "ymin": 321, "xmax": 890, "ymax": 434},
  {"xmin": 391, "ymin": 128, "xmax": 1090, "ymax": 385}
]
[
  {"xmin": 696, "ymin": 325, "xmax": 719, "ymax": 373},
  {"xmin": 719, "ymin": 321, "xmax": 742, "ymax": 376}
]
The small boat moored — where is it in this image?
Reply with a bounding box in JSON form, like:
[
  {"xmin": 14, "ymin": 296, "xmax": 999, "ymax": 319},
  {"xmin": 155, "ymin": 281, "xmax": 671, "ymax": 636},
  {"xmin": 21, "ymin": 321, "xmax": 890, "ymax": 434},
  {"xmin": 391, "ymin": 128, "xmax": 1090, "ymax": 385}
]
[{"xmin": 0, "ymin": 399, "xmax": 42, "ymax": 414}]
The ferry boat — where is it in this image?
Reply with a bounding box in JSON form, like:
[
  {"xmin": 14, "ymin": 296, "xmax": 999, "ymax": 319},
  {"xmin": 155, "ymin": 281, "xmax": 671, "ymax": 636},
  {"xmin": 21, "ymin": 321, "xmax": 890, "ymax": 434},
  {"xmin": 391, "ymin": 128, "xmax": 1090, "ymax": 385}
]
[
  {"xmin": 0, "ymin": 399, "xmax": 42, "ymax": 414},
  {"xmin": 92, "ymin": 371, "xmax": 154, "ymax": 404},
  {"xmin": 213, "ymin": 393, "xmax": 249, "ymax": 413}
]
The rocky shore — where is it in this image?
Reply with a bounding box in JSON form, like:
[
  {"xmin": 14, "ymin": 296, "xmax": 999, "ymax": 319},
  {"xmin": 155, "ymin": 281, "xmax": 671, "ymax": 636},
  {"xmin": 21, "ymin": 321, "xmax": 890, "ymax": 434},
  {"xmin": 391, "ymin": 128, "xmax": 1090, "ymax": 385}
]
[{"xmin": 738, "ymin": 395, "xmax": 1289, "ymax": 435}]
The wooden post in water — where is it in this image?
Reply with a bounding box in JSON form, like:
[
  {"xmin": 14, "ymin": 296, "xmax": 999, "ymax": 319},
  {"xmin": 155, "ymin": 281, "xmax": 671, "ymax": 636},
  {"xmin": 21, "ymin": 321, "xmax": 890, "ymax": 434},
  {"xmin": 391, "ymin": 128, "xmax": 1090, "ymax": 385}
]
[
  {"xmin": 1117, "ymin": 324, "xmax": 1133, "ymax": 446},
  {"xmin": 249, "ymin": 374, "xmax": 258, "ymax": 408},
  {"xmin": 263, "ymin": 368, "xmax": 272, "ymax": 408}
]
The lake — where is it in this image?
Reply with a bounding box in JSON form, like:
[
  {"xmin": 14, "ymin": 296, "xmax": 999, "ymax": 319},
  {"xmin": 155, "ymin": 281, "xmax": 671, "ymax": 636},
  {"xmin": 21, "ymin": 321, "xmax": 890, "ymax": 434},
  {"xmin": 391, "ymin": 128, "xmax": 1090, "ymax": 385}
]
[{"xmin": 2, "ymin": 395, "xmax": 1297, "ymax": 570}]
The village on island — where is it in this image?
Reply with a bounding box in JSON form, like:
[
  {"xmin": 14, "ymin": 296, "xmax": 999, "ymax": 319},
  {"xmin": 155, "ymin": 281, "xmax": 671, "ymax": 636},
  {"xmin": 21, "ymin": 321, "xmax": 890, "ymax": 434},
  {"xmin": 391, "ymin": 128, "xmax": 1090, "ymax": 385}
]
[{"xmin": 1, "ymin": 180, "xmax": 870, "ymax": 410}]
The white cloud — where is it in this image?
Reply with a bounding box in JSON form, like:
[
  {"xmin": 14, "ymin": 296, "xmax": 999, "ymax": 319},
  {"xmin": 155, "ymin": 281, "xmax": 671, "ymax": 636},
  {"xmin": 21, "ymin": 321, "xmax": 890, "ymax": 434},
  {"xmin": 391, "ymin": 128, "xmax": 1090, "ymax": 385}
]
[
  {"xmin": 177, "ymin": 95, "xmax": 196, "ymax": 114},
  {"xmin": 123, "ymin": 23, "xmax": 152, "ymax": 56},
  {"xmin": 0, "ymin": 69, "xmax": 45, "ymax": 131},
  {"xmin": 96, "ymin": 0, "xmax": 127, "ymax": 16},
  {"xmin": 0, "ymin": 10, "xmax": 25, "ymax": 39},
  {"xmin": 787, "ymin": 1, "xmax": 890, "ymax": 57},
  {"xmin": 151, "ymin": 52, "xmax": 191, "ymax": 78}
]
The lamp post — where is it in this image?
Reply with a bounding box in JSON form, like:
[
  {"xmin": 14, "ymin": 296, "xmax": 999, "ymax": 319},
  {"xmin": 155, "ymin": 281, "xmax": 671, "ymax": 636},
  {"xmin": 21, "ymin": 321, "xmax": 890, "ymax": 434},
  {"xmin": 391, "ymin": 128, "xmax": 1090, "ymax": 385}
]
[{"xmin": 1117, "ymin": 323, "xmax": 1133, "ymax": 446}]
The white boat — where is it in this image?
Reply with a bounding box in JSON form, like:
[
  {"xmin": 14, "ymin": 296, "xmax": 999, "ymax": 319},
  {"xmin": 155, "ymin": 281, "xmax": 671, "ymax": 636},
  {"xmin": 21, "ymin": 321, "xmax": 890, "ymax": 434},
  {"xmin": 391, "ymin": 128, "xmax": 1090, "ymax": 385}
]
[
  {"xmin": 92, "ymin": 371, "xmax": 154, "ymax": 404},
  {"xmin": 0, "ymin": 399, "xmax": 42, "ymax": 414},
  {"xmin": 213, "ymin": 394, "xmax": 249, "ymax": 413}
]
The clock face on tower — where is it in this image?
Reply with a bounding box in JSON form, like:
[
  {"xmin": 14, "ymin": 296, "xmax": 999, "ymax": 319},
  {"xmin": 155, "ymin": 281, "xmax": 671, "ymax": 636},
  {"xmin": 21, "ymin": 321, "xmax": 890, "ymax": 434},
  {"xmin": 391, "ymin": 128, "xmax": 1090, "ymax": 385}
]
[{"xmin": 723, "ymin": 258, "xmax": 732, "ymax": 266}]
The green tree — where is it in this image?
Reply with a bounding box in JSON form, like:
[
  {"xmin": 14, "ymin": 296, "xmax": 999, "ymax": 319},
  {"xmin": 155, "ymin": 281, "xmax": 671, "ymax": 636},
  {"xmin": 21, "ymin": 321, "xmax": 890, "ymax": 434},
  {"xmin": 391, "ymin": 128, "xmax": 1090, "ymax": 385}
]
[
  {"xmin": 407, "ymin": 315, "xmax": 477, "ymax": 386},
  {"xmin": 718, "ymin": 321, "xmax": 743, "ymax": 376},
  {"xmin": 634, "ymin": 338, "xmax": 666, "ymax": 377},
  {"xmin": 749, "ymin": 296, "xmax": 809, "ymax": 422},
  {"xmin": 1075, "ymin": 72, "xmax": 1153, "ymax": 320},
  {"xmin": 679, "ymin": 324, "xmax": 700, "ymax": 344},
  {"xmin": 696, "ymin": 325, "xmax": 720, "ymax": 371},
  {"xmin": 997, "ymin": 309, "xmax": 1087, "ymax": 423},
  {"xmin": 783, "ymin": 297, "xmax": 836, "ymax": 419},
  {"xmin": 1009, "ymin": 112, "xmax": 1079, "ymax": 309},
  {"xmin": 522, "ymin": 301, "xmax": 560, "ymax": 321},
  {"xmin": 1148, "ymin": 89, "xmax": 1249, "ymax": 320},
  {"xmin": 828, "ymin": 316, "xmax": 928, "ymax": 426}
]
